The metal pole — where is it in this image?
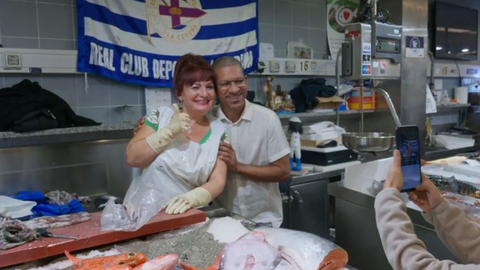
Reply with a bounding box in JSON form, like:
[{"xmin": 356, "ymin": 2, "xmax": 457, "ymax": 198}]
[
  {"xmin": 428, "ymin": 51, "xmax": 435, "ymax": 91},
  {"xmin": 373, "ymin": 88, "xmax": 402, "ymax": 127},
  {"xmin": 336, "ymin": 49, "xmax": 343, "ymax": 126},
  {"xmin": 360, "ymin": 80, "xmax": 364, "ymax": 132}
]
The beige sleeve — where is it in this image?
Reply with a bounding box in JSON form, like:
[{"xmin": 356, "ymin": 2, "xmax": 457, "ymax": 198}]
[
  {"xmin": 422, "ymin": 200, "xmax": 480, "ymax": 264},
  {"xmin": 374, "ymin": 188, "xmax": 479, "ymax": 270}
]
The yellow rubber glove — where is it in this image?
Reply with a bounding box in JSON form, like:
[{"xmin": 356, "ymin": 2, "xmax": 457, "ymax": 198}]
[
  {"xmin": 165, "ymin": 187, "xmax": 212, "ymax": 214},
  {"xmin": 146, "ymin": 103, "xmax": 190, "ymax": 153}
]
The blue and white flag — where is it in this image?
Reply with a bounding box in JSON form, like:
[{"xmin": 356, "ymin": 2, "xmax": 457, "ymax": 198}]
[{"xmin": 77, "ymin": 0, "xmax": 259, "ymax": 87}]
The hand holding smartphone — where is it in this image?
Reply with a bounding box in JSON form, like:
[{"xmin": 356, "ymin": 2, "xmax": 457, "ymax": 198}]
[{"xmin": 395, "ymin": 126, "xmax": 422, "ymax": 192}]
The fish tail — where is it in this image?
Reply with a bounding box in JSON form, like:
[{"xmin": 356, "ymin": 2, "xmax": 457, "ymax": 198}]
[
  {"xmin": 318, "ymin": 248, "xmax": 348, "ymax": 270},
  {"xmin": 279, "ymin": 251, "xmax": 301, "ymax": 270},
  {"xmin": 64, "ymin": 250, "xmax": 82, "ymax": 264},
  {"xmin": 179, "ymin": 262, "xmax": 203, "ymax": 270}
]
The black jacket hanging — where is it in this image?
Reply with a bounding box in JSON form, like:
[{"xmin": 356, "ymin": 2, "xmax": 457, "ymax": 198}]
[{"xmin": 0, "ymin": 79, "xmax": 100, "ymax": 132}]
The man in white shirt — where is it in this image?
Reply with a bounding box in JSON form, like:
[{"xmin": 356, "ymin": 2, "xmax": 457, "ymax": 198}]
[
  {"xmin": 212, "ymin": 56, "xmax": 291, "ymax": 227},
  {"xmin": 133, "ymin": 56, "xmax": 291, "ymax": 227}
]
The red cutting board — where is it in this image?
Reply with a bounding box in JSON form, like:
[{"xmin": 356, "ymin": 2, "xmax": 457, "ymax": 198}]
[{"xmin": 0, "ymin": 209, "xmax": 206, "ymax": 268}]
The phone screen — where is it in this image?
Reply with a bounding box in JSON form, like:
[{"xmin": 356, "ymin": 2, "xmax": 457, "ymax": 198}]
[{"xmin": 396, "ymin": 127, "xmax": 422, "ymax": 191}]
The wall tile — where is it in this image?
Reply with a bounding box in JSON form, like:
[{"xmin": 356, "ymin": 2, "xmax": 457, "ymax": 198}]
[
  {"xmin": 138, "ymin": 88, "xmax": 146, "ymax": 106},
  {"xmin": 259, "ymin": 23, "xmax": 274, "ymax": 45},
  {"xmin": 312, "ymin": 0, "xmax": 327, "ymax": 5},
  {"xmin": 292, "ymin": 3, "xmax": 310, "ymax": 27},
  {"xmin": 78, "ymin": 107, "xmax": 111, "ymax": 125},
  {"xmin": 3, "ymin": 74, "xmax": 42, "ymax": 88},
  {"xmin": 72, "ymin": 4, "xmax": 78, "ymax": 42},
  {"xmin": 292, "ymin": 27, "xmax": 310, "ymax": 45},
  {"xmin": 274, "ymin": 25, "xmax": 293, "ymax": 52},
  {"xmin": 255, "ymin": 78, "xmax": 268, "ymax": 102},
  {"xmin": 111, "ymin": 106, "xmax": 139, "ymax": 125},
  {"xmin": 258, "ymin": 0, "xmax": 274, "ymax": 24},
  {"xmin": 38, "ymin": 3, "xmax": 74, "ymax": 39},
  {"xmin": 41, "ymin": 75, "xmax": 78, "ymax": 108},
  {"xmin": 0, "ymin": 0, "xmax": 38, "ymax": 37},
  {"xmin": 275, "ymin": 49, "xmax": 287, "ymax": 58},
  {"xmin": 310, "ymin": 28, "xmax": 327, "ymax": 53},
  {"xmin": 246, "ymin": 76, "xmax": 258, "ymax": 92},
  {"xmin": 314, "ymin": 52, "xmax": 327, "ymax": 59},
  {"xmin": 38, "ymin": 0, "xmax": 74, "ymax": 5},
  {"xmin": 273, "ymin": 0, "xmax": 292, "ymax": 26},
  {"xmin": 139, "ymin": 105, "xmax": 146, "ymax": 117},
  {"xmin": 1, "ymin": 37, "xmax": 39, "ymax": 49},
  {"xmin": 87, "ymin": 74, "xmax": 111, "ymax": 86},
  {"xmin": 109, "ymin": 81, "xmax": 141, "ymax": 106},
  {"xmin": 309, "ymin": 4, "xmax": 327, "ymax": 29},
  {"xmin": 40, "ymin": 39, "xmax": 75, "ymax": 50},
  {"xmin": 77, "ymin": 84, "xmax": 110, "ymax": 107},
  {"xmin": 0, "ymin": 0, "xmax": 337, "ymax": 128}
]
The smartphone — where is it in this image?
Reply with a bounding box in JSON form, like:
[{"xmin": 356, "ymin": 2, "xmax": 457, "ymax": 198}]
[{"xmin": 395, "ymin": 126, "xmax": 422, "ymax": 192}]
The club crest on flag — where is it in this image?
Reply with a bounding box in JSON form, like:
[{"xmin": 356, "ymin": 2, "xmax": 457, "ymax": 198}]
[{"xmin": 145, "ymin": 0, "xmax": 206, "ymax": 44}]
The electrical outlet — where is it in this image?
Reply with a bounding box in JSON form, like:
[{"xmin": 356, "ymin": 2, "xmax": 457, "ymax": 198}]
[{"xmin": 4, "ymin": 52, "xmax": 22, "ymax": 69}]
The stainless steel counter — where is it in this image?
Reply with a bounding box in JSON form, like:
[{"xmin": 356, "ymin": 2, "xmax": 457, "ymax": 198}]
[
  {"xmin": 0, "ymin": 124, "xmax": 134, "ymax": 149},
  {"xmin": 282, "ymin": 169, "xmax": 344, "ymax": 240},
  {"xmin": 291, "ymin": 169, "xmax": 344, "ymax": 185}
]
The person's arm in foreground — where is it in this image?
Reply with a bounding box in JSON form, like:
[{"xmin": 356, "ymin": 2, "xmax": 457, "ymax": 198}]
[
  {"xmin": 375, "ymin": 150, "xmax": 478, "ymax": 270},
  {"xmin": 409, "ymin": 177, "xmax": 480, "ymax": 264},
  {"xmin": 165, "ymin": 158, "xmax": 227, "ymax": 214}
]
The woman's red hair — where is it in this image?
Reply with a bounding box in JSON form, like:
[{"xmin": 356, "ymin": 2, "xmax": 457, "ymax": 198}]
[{"xmin": 173, "ymin": 54, "xmax": 216, "ymax": 98}]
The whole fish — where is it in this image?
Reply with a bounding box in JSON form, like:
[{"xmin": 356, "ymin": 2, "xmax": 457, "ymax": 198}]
[
  {"xmin": 181, "ymin": 231, "xmax": 284, "ymax": 270},
  {"xmin": 256, "ymin": 227, "xmax": 348, "ymax": 270},
  {"xmin": 134, "ymin": 254, "xmax": 179, "ymax": 270},
  {"xmin": 220, "ymin": 233, "xmax": 282, "ymax": 270},
  {"xmin": 427, "ymin": 174, "xmax": 480, "ymax": 199},
  {"xmin": 180, "ymin": 254, "xmax": 221, "ymax": 270},
  {"xmin": 106, "ymin": 266, "xmax": 133, "ymax": 270},
  {"xmin": 65, "ymin": 250, "xmax": 147, "ymax": 270}
]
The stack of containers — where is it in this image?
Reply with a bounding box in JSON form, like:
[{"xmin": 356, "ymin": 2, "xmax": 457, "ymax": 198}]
[{"xmin": 347, "ymin": 87, "xmax": 376, "ymax": 110}]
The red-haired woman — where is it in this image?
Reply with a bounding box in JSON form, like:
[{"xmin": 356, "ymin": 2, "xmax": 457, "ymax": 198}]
[{"xmin": 124, "ymin": 54, "xmax": 228, "ymax": 224}]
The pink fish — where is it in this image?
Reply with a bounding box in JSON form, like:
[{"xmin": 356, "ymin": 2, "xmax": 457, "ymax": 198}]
[
  {"xmin": 181, "ymin": 231, "xmax": 283, "ymax": 270},
  {"xmin": 134, "ymin": 254, "xmax": 179, "ymax": 270},
  {"xmin": 106, "ymin": 266, "xmax": 133, "ymax": 270}
]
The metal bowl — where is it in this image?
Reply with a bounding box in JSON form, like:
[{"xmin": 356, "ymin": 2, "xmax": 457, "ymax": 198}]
[{"xmin": 342, "ymin": 132, "xmax": 395, "ymax": 153}]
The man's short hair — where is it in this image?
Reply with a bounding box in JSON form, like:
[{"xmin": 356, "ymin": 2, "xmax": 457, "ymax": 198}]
[{"xmin": 212, "ymin": 56, "xmax": 244, "ymax": 76}]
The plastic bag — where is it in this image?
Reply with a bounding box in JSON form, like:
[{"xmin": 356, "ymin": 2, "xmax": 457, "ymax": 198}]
[{"xmin": 100, "ymin": 176, "xmax": 169, "ymax": 231}]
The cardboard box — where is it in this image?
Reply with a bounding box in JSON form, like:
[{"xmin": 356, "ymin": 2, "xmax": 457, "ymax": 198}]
[
  {"xmin": 315, "ymin": 96, "xmax": 344, "ymax": 110},
  {"xmin": 300, "ymin": 137, "xmax": 342, "ymax": 147}
]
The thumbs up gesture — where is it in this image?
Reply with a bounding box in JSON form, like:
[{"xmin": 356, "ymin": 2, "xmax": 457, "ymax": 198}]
[
  {"xmin": 145, "ymin": 104, "xmax": 191, "ymax": 154},
  {"xmin": 168, "ymin": 103, "xmax": 191, "ymax": 136}
]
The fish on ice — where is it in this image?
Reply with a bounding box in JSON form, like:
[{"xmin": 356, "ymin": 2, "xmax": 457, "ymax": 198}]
[
  {"xmin": 65, "ymin": 250, "xmax": 147, "ymax": 269},
  {"xmin": 134, "ymin": 254, "xmax": 179, "ymax": 270},
  {"xmin": 256, "ymin": 227, "xmax": 348, "ymax": 270}
]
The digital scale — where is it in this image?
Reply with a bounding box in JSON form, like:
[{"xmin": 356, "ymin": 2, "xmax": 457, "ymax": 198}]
[
  {"xmin": 334, "ymin": 2, "xmax": 405, "ymax": 156},
  {"xmin": 342, "ymin": 22, "xmax": 402, "ymax": 80}
]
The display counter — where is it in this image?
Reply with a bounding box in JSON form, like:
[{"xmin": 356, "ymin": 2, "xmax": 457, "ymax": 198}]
[{"xmin": 0, "ymin": 124, "xmax": 134, "ymax": 149}]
